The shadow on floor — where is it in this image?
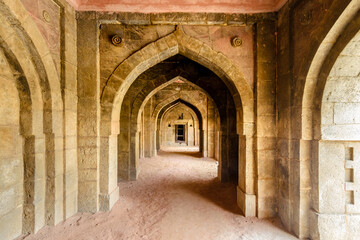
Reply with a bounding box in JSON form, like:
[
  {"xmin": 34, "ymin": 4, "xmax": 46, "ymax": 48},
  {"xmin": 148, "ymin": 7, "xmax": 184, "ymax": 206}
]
[
  {"xmin": 173, "ymin": 178, "xmax": 242, "ymax": 214},
  {"xmin": 158, "ymin": 150, "xmax": 203, "ymax": 158},
  {"xmin": 156, "ymin": 150, "xmax": 239, "ymax": 213}
]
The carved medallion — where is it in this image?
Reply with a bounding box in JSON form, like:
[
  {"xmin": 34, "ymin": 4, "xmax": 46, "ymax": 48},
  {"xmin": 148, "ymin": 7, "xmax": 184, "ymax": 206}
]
[
  {"xmin": 231, "ymin": 37, "xmax": 242, "ymax": 47},
  {"xmin": 112, "ymin": 35, "xmax": 122, "ymax": 46},
  {"xmin": 42, "ymin": 10, "xmax": 51, "ymax": 23}
]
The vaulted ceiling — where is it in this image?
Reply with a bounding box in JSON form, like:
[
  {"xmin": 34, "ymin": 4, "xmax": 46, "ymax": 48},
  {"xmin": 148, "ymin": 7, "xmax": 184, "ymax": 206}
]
[{"xmin": 66, "ymin": 0, "xmax": 288, "ymax": 13}]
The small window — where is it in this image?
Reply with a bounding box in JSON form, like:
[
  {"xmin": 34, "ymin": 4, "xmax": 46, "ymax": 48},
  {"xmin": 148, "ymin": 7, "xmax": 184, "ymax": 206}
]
[{"xmin": 175, "ymin": 124, "xmax": 185, "ymax": 142}]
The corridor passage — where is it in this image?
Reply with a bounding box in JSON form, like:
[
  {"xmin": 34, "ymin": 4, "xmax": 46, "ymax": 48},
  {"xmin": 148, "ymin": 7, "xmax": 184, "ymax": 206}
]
[{"xmin": 24, "ymin": 149, "xmax": 296, "ymax": 240}]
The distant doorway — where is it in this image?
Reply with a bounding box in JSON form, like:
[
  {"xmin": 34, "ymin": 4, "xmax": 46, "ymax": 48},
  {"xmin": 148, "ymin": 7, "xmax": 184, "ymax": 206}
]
[{"xmin": 175, "ymin": 124, "xmax": 185, "ymax": 143}]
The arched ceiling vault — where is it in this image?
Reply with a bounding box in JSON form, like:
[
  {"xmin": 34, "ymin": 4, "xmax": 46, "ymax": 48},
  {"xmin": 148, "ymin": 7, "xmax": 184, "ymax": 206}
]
[{"xmin": 121, "ymin": 54, "xmax": 236, "ymax": 132}]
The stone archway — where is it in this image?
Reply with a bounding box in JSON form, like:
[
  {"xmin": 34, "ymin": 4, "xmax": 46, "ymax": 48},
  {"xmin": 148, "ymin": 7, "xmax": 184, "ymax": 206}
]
[
  {"xmin": 0, "ymin": 0, "xmax": 64, "ymax": 236},
  {"xmin": 118, "ymin": 54, "xmax": 237, "ymax": 182},
  {"xmin": 158, "ymin": 102, "xmax": 199, "ymax": 148},
  {"xmin": 301, "ymin": 1, "xmax": 360, "ymax": 239},
  {"xmin": 156, "ymin": 99, "xmax": 205, "ymax": 154},
  {"xmin": 99, "ymin": 28, "xmax": 255, "ymax": 216},
  {"xmin": 137, "ymin": 76, "xmax": 217, "ymax": 159},
  {"xmin": 136, "ymin": 76, "xmax": 214, "ymax": 158}
]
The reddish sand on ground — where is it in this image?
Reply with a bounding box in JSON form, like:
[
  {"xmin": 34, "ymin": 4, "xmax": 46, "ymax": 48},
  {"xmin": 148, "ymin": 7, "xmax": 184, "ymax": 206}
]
[{"xmin": 22, "ymin": 147, "xmax": 296, "ymax": 240}]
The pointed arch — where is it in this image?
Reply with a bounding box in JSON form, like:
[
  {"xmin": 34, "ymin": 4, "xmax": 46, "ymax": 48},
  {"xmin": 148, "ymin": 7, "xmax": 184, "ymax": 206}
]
[
  {"xmin": 300, "ymin": 1, "xmax": 360, "ymax": 238},
  {"xmin": 159, "ymin": 101, "xmax": 200, "ymax": 148},
  {"xmin": 100, "ymin": 28, "xmax": 253, "ymax": 136},
  {"xmin": 0, "ymin": 0, "xmax": 65, "ymax": 236},
  {"xmin": 99, "ymin": 28, "xmax": 255, "ymax": 217},
  {"xmin": 156, "ymin": 99, "xmax": 204, "ymax": 152}
]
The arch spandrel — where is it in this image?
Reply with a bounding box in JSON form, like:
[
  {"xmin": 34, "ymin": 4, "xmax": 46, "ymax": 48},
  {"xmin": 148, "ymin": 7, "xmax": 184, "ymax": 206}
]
[{"xmin": 101, "ymin": 28, "xmax": 254, "ymax": 136}]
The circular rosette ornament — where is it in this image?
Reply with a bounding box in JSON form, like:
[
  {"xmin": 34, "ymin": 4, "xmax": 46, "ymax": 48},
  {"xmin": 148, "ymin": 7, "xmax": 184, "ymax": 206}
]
[
  {"xmin": 42, "ymin": 10, "xmax": 51, "ymax": 23},
  {"xmin": 112, "ymin": 35, "xmax": 122, "ymax": 46},
  {"xmin": 231, "ymin": 37, "xmax": 242, "ymax": 47}
]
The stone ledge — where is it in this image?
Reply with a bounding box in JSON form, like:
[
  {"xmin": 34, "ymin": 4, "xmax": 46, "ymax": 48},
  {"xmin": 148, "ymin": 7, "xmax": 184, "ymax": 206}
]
[{"xmin": 76, "ymin": 11, "xmax": 277, "ymax": 25}]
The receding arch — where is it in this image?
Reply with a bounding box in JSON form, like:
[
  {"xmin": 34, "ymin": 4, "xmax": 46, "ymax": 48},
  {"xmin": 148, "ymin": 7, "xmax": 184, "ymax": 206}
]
[
  {"xmin": 157, "ymin": 99, "xmax": 204, "ymax": 152},
  {"xmin": 159, "ymin": 102, "xmax": 200, "ymax": 148},
  {"xmin": 137, "ymin": 76, "xmax": 212, "ymax": 126},
  {"xmin": 117, "ymin": 54, "xmax": 237, "ymax": 182},
  {"xmin": 137, "ymin": 76, "xmax": 217, "ymax": 158}
]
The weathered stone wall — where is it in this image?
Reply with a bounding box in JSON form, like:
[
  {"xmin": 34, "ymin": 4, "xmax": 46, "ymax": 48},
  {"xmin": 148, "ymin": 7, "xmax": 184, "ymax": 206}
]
[
  {"xmin": 77, "ymin": 15, "xmax": 100, "ymax": 212},
  {"xmin": 21, "ymin": 0, "xmax": 78, "ymax": 224},
  {"xmin": 321, "ymin": 32, "xmax": 360, "ymax": 141},
  {"xmin": 0, "ymin": 49, "xmax": 23, "ymax": 240},
  {"xmin": 310, "ymin": 31, "xmax": 360, "ymax": 240},
  {"xmin": 0, "ymin": 0, "xmax": 77, "ymax": 239},
  {"xmin": 5, "ymin": 1, "xmax": 360, "ymax": 239},
  {"xmin": 276, "ymin": 0, "xmax": 358, "ymax": 238},
  {"xmin": 255, "ymin": 20, "xmax": 277, "ymax": 218}
]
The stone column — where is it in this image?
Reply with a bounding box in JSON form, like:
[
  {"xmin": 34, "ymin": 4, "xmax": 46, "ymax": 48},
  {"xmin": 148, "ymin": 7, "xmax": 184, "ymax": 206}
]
[
  {"xmin": 143, "ymin": 100, "xmax": 152, "ymax": 158},
  {"xmin": 77, "ymin": 15, "xmax": 100, "ymax": 212},
  {"xmin": 255, "ymin": 20, "xmax": 277, "ymax": 218},
  {"xmin": 62, "ymin": 3, "xmax": 78, "ymax": 219},
  {"xmin": 237, "ymin": 133, "xmax": 256, "ymax": 217}
]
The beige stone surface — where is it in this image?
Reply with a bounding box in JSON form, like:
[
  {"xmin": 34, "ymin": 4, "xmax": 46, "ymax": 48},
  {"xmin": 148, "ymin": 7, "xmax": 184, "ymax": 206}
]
[{"xmin": 1, "ymin": 0, "xmax": 359, "ymax": 239}]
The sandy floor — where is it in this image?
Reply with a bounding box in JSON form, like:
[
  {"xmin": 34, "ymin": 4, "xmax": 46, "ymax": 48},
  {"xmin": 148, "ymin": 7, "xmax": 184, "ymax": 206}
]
[{"xmin": 23, "ymin": 148, "xmax": 296, "ymax": 240}]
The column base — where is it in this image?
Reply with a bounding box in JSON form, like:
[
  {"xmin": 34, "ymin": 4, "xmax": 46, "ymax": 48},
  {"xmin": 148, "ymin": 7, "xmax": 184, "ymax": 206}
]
[
  {"xmin": 237, "ymin": 187, "xmax": 256, "ymax": 217},
  {"xmin": 99, "ymin": 186, "xmax": 119, "ymax": 211}
]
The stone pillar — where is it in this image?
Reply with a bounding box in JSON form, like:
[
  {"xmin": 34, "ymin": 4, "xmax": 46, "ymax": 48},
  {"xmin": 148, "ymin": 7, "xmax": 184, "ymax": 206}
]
[
  {"xmin": 156, "ymin": 129, "xmax": 160, "ymax": 153},
  {"xmin": 237, "ymin": 133, "xmax": 256, "ymax": 217},
  {"xmin": 207, "ymin": 99, "xmax": 215, "ymax": 158},
  {"xmin": 129, "ymin": 130, "xmax": 139, "ymax": 180},
  {"xmin": 62, "ymin": 3, "xmax": 78, "ymax": 219},
  {"xmin": 143, "ymin": 101, "xmax": 152, "ymax": 158},
  {"xmin": 256, "ymin": 20, "xmax": 277, "ymax": 218},
  {"xmin": 201, "ymin": 129, "xmax": 207, "ymax": 157},
  {"xmin": 77, "ymin": 15, "xmax": 100, "ymax": 212}
]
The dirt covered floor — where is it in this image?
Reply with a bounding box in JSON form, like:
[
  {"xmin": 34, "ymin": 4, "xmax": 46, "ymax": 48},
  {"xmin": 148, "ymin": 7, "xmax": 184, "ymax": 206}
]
[{"xmin": 23, "ymin": 147, "xmax": 296, "ymax": 240}]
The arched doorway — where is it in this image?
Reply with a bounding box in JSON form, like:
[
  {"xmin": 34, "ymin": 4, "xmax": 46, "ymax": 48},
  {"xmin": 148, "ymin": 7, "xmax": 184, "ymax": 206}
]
[
  {"xmin": 0, "ymin": 2, "xmax": 64, "ymax": 237},
  {"xmin": 99, "ymin": 29, "xmax": 255, "ymax": 216},
  {"xmin": 301, "ymin": 2, "xmax": 360, "ymax": 238}
]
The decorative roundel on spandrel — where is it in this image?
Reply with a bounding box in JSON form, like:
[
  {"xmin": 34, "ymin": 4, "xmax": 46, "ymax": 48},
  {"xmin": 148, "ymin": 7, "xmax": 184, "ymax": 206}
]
[
  {"xmin": 42, "ymin": 10, "xmax": 51, "ymax": 23},
  {"xmin": 231, "ymin": 37, "xmax": 242, "ymax": 47},
  {"xmin": 112, "ymin": 35, "xmax": 122, "ymax": 46}
]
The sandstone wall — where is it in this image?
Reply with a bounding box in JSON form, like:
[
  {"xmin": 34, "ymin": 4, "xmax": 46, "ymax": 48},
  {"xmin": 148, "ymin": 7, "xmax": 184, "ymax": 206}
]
[
  {"xmin": 311, "ymin": 31, "xmax": 360, "ymax": 240},
  {"xmin": 276, "ymin": 0, "xmax": 358, "ymax": 238},
  {"xmin": 0, "ymin": 0, "xmax": 77, "ymax": 239},
  {"xmin": 9, "ymin": 1, "xmax": 360, "ymax": 239},
  {"xmin": 322, "ymin": 32, "xmax": 360, "ymax": 141},
  {"xmin": 0, "ymin": 49, "xmax": 23, "ymax": 240}
]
